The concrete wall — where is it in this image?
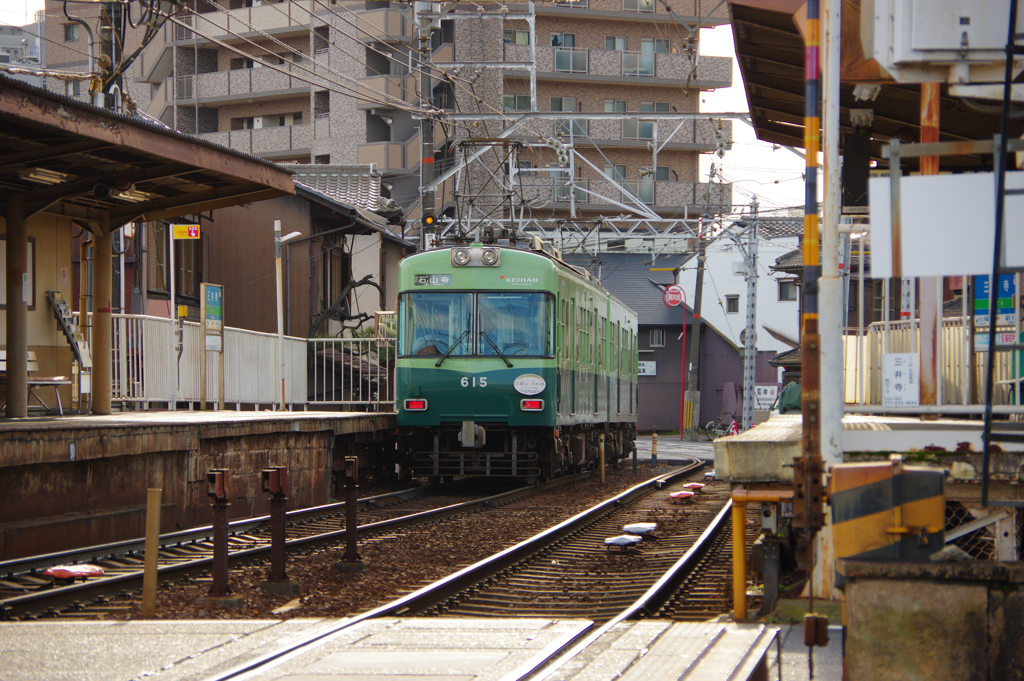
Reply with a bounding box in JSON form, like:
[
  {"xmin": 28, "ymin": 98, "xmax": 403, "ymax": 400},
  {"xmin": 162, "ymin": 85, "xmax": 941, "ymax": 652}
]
[{"xmin": 0, "ymin": 414, "xmax": 393, "ymax": 560}]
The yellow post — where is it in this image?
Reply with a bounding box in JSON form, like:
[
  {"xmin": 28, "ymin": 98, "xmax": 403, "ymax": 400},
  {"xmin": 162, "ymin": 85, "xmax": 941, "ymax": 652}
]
[
  {"xmin": 731, "ymin": 489, "xmax": 795, "ymax": 620},
  {"xmin": 599, "ymin": 433, "xmax": 605, "ymax": 484},
  {"xmin": 141, "ymin": 488, "xmax": 162, "ymax": 618}
]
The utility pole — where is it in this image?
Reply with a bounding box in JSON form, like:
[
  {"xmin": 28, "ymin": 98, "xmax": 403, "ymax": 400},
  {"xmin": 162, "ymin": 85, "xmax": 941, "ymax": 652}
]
[
  {"xmin": 684, "ymin": 216, "xmax": 707, "ymax": 441},
  {"xmin": 416, "ymin": 1, "xmax": 434, "ymax": 250},
  {"xmin": 741, "ymin": 199, "xmax": 759, "ymax": 431}
]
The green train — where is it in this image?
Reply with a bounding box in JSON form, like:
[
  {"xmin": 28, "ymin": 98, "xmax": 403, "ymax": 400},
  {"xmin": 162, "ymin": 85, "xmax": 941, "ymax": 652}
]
[{"xmin": 396, "ymin": 236, "xmax": 638, "ymax": 482}]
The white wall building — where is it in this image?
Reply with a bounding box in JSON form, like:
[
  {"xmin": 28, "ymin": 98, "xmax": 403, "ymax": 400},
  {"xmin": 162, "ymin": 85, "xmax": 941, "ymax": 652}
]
[{"xmin": 676, "ymin": 218, "xmax": 803, "ymax": 383}]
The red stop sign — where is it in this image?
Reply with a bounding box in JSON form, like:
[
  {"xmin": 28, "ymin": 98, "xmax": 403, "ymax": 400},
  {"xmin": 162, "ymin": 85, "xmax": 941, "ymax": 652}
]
[{"xmin": 663, "ymin": 284, "xmax": 684, "ymax": 308}]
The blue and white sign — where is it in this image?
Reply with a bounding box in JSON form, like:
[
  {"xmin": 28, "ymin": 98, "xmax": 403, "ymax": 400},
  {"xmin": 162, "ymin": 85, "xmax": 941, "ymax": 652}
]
[{"xmin": 974, "ymin": 274, "xmax": 1017, "ymax": 327}]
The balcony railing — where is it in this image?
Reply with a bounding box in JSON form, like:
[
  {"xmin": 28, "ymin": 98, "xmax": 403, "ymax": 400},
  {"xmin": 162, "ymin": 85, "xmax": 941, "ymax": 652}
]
[
  {"xmin": 356, "ymin": 75, "xmax": 414, "ymax": 110},
  {"xmin": 622, "ymin": 51, "xmax": 655, "ymax": 77},
  {"xmin": 554, "ymin": 46, "xmax": 588, "ymax": 73}
]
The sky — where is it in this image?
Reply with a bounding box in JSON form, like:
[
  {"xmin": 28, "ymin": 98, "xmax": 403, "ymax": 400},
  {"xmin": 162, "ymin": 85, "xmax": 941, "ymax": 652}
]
[
  {"xmin": 1, "ymin": 2, "xmax": 808, "ymax": 215},
  {"xmin": 697, "ymin": 24, "xmax": 808, "ymax": 217}
]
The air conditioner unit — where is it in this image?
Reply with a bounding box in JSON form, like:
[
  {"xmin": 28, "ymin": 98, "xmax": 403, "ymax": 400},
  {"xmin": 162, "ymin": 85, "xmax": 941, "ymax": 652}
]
[{"xmin": 732, "ymin": 261, "xmax": 747, "ymax": 276}]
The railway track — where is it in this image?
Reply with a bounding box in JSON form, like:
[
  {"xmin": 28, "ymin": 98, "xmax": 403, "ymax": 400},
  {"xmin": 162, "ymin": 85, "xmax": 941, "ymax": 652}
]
[
  {"xmin": 203, "ymin": 458, "xmax": 743, "ymax": 681},
  {"xmin": 0, "ymin": 473, "xmax": 597, "ymax": 620}
]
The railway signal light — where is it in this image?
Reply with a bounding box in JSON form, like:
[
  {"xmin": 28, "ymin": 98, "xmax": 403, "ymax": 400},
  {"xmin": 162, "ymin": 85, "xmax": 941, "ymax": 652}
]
[{"xmin": 422, "ymin": 213, "xmax": 437, "ymax": 230}]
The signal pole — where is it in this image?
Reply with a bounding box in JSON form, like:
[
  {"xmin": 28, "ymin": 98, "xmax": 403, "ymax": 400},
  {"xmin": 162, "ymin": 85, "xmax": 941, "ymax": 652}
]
[
  {"xmin": 684, "ymin": 217, "xmax": 707, "ymax": 441},
  {"xmin": 416, "ymin": 1, "xmax": 434, "ymax": 251}
]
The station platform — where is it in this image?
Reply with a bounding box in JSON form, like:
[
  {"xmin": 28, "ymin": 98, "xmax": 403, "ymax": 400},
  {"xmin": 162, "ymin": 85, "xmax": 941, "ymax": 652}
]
[{"xmin": 0, "ymin": 617, "xmax": 842, "ymax": 681}]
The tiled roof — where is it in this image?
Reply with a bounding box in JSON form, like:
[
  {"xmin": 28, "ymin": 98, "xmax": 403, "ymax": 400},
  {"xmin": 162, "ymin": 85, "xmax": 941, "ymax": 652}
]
[
  {"xmin": 769, "ymin": 346, "xmax": 802, "ymax": 367},
  {"xmin": 772, "ymin": 247, "xmax": 868, "ymax": 275},
  {"xmin": 565, "ymin": 252, "xmax": 690, "ymax": 326},
  {"xmin": 284, "ymin": 164, "xmax": 386, "ymax": 212}
]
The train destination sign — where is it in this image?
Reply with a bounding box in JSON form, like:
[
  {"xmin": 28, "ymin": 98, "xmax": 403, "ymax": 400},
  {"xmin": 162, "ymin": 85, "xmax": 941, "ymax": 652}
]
[
  {"xmin": 414, "ymin": 274, "xmax": 452, "ymax": 286},
  {"xmin": 514, "ymin": 374, "xmax": 546, "ymax": 395}
]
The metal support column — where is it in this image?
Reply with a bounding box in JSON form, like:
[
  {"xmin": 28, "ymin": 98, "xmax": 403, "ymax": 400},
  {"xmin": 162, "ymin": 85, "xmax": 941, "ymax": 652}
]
[
  {"xmin": 92, "ymin": 227, "xmax": 113, "ymax": 415},
  {"xmin": 207, "ymin": 469, "xmax": 232, "ymax": 597},
  {"xmin": 684, "ymin": 225, "xmax": 706, "ymax": 440},
  {"xmin": 4, "ymin": 192, "xmax": 27, "ymax": 417}
]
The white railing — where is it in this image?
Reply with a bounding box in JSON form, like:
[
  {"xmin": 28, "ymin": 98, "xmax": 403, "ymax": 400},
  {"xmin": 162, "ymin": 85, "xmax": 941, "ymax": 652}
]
[
  {"xmin": 307, "ymin": 337, "xmax": 395, "ymax": 408},
  {"xmin": 843, "ymin": 318, "xmax": 1021, "ymax": 409},
  {"xmin": 82, "ymin": 313, "xmax": 395, "ymax": 410}
]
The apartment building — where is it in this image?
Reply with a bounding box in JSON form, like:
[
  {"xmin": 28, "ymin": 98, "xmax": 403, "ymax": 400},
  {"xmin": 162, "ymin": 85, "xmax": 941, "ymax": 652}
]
[{"xmin": 44, "ymin": 0, "xmax": 732, "ymax": 228}]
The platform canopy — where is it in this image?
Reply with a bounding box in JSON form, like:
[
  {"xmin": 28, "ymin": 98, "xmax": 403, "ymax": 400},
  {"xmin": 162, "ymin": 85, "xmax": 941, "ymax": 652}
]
[
  {"xmin": 0, "ymin": 75, "xmax": 296, "ymax": 416},
  {"xmin": 727, "ymin": 0, "xmax": 1021, "ymax": 170}
]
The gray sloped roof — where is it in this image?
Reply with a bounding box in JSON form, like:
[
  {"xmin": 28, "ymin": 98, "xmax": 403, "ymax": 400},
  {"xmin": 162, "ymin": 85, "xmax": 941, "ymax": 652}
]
[{"xmin": 565, "ymin": 252, "xmax": 691, "ymax": 326}]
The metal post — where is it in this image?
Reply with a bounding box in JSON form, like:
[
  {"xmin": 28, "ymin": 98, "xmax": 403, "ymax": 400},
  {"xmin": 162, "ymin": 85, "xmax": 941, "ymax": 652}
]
[
  {"xmin": 684, "ymin": 225, "xmax": 707, "ymax": 440},
  {"xmin": 262, "ymin": 467, "xmax": 289, "ymax": 582},
  {"xmin": 417, "ymin": 1, "xmax": 434, "ymax": 248},
  {"xmin": 651, "ymin": 428, "xmax": 658, "ymax": 468},
  {"xmin": 919, "ymin": 83, "xmax": 941, "ymax": 405},
  {"xmin": 206, "ymin": 469, "xmax": 231, "ymax": 596},
  {"xmin": 275, "ymin": 218, "xmax": 285, "ymax": 410},
  {"xmin": 92, "ymin": 227, "xmax": 113, "ymax": 415},
  {"xmin": 632, "ymin": 440, "xmax": 637, "ymax": 475},
  {"xmin": 742, "ymin": 203, "xmax": 759, "ymax": 431},
  {"xmin": 599, "ymin": 433, "xmax": 605, "ymax": 483},
  {"xmin": 820, "ymin": 0, "xmax": 844, "ymax": 468},
  {"xmin": 169, "ymin": 222, "xmax": 178, "ymax": 409},
  {"xmin": 5, "ymin": 192, "xmax": 27, "ymax": 418},
  {"xmin": 343, "ymin": 457, "xmax": 360, "ymax": 563},
  {"xmin": 141, "ymin": 488, "xmax": 162, "ymax": 618}
]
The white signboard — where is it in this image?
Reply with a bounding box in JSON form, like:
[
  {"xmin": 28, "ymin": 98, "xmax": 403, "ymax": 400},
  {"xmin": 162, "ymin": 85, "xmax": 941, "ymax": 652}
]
[
  {"xmin": 975, "ymin": 332, "xmax": 1018, "ymax": 352},
  {"xmin": 870, "ymin": 172, "xmax": 1024, "ymax": 278},
  {"xmin": 754, "ymin": 384, "xmax": 779, "ymax": 411},
  {"xmin": 513, "ymin": 374, "xmax": 546, "ymax": 395},
  {"xmin": 638, "ymin": 361, "xmax": 657, "ymax": 376},
  {"xmin": 883, "ymin": 353, "xmax": 919, "ymax": 407}
]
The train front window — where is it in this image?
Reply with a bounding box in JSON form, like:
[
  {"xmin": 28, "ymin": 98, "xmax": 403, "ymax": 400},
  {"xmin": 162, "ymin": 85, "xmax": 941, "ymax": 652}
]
[
  {"xmin": 477, "ymin": 292, "xmax": 553, "ymax": 357},
  {"xmin": 400, "ymin": 292, "xmax": 474, "ymax": 357}
]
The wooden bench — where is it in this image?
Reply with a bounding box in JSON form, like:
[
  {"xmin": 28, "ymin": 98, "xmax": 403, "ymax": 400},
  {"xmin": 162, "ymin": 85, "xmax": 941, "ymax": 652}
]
[{"xmin": 0, "ymin": 350, "xmax": 73, "ymax": 415}]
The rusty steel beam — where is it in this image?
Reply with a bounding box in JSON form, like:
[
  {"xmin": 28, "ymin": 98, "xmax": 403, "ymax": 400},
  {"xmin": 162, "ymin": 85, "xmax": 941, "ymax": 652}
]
[
  {"xmin": 128, "ymin": 187, "xmax": 289, "ymax": 223},
  {"xmin": 0, "ymin": 140, "xmax": 113, "ymax": 168}
]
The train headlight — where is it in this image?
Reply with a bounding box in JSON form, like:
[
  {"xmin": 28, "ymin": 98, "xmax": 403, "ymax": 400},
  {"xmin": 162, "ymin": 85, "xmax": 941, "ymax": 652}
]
[
  {"xmin": 520, "ymin": 399, "xmax": 544, "ymax": 411},
  {"xmin": 452, "ymin": 248, "xmax": 471, "ymax": 266},
  {"xmin": 404, "ymin": 399, "xmax": 428, "ymax": 411},
  {"xmin": 481, "ymin": 248, "xmax": 499, "ymax": 266}
]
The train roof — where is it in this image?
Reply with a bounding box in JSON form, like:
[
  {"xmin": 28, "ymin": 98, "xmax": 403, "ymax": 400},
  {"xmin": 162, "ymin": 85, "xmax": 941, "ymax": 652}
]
[{"xmin": 411, "ymin": 236, "xmax": 636, "ymax": 318}]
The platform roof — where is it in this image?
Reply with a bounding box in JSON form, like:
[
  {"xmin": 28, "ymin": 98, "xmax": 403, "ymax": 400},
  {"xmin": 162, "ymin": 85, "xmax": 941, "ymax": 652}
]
[
  {"xmin": 0, "ymin": 75, "xmax": 295, "ymax": 229},
  {"xmin": 728, "ymin": 0, "xmax": 1022, "ymax": 171}
]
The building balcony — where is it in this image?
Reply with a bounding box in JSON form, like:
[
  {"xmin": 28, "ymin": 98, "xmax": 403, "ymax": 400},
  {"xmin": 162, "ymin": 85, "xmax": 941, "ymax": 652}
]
[
  {"xmin": 145, "ymin": 66, "xmax": 311, "ymax": 122},
  {"xmin": 199, "ymin": 124, "xmax": 313, "ymax": 159},
  {"xmin": 356, "ymin": 8, "xmax": 412, "ymax": 43},
  {"xmin": 504, "ymin": 44, "xmax": 731, "ymax": 88},
  {"xmin": 356, "ymin": 75, "xmax": 415, "ymax": 110},
  {"xmin": 519, "ymin": 177, "xmax": 732, "ymax": 213},
  {"xmin": 501, "ymin": 118, "xmax": 731, "ymax": 154},
  {"xmin": 356, "ymin": 132, "xmax": 422, "ymax": 174},
  {"xmin": 135, "ymin": 3, "xmax": 315, "ymax": 84}
]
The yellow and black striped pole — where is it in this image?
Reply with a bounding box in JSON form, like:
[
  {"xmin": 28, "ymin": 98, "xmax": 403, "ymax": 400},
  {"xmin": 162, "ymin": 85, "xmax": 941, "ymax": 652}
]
[{"xmin": 795, "ymin": 0, "xmax": 825, "ymax": 553}]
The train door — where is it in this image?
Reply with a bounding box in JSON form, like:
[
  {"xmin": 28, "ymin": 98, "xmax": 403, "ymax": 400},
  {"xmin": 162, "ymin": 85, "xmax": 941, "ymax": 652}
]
[
  {"xmin": 593, "ymin": 308, "xmax": 600, "ymax": 414},
  {"xmin": 570, "ymin": 298, "xmax": 577, "ymax": 414}
]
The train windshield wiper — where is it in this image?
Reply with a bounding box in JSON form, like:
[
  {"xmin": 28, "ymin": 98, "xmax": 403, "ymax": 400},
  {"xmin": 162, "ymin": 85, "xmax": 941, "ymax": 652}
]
[
  {"xmin": 435, "ymin": 330, "xmax": 469, "ymax": 367},
  {"xmin": 480, "ymin": 331, "xmax": 513, "ymax": 367}
]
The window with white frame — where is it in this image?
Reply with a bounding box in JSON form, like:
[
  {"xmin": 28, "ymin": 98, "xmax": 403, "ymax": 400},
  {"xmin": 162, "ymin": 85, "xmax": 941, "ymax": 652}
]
[
  {"xmin": 649, "ymin": 328, "xmax": 665, "ymax": 347},
  {"xmin": 726, "ymin": 295, "xmax": 740, "ymax": 313},
  {"xmin": 503, "ymin": 94, "xmax": 531, "ymax": 110},
  {"xmin": 504, "ymin": 29, "xmax": 530, "ymax": 45},
  {"xmin": 624, "ymin": 0, "xmax": 654, "ymax": 11}
]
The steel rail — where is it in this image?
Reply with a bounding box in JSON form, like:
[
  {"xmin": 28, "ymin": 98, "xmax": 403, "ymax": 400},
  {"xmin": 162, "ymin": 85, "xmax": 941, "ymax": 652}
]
[
  {"xmin": 0, "ymin": 484, "xmax": 446, "ymax": 578},
  {"xmin": 0, "ymin": 469, "xmax": 605, "ymax": 619},
  {"xmin": 202, "ymin": 458, "xmax": 705, "ymax": 681}
]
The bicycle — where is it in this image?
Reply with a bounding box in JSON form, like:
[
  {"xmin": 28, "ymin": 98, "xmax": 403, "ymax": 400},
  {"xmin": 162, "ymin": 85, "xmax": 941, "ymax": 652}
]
[{"xmin": 705, "ymin": 412, "xmax": 738, "ymax": 441}]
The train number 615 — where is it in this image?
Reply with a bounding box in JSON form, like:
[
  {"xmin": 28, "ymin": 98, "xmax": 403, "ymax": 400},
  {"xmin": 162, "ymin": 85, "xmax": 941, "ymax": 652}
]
[{"xmin": 460, "ymin": 376, "xmax": 487, "ymax": 387}]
